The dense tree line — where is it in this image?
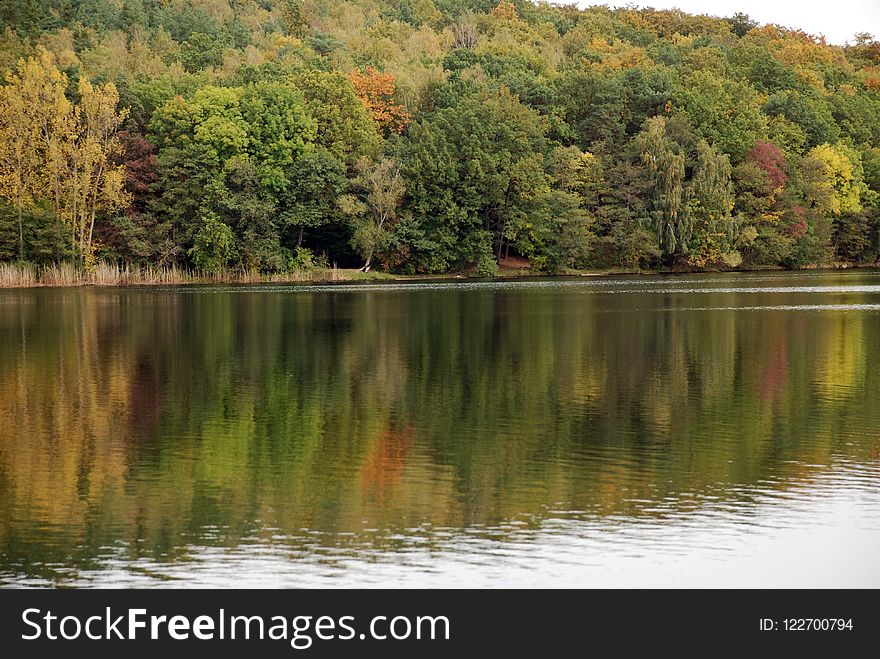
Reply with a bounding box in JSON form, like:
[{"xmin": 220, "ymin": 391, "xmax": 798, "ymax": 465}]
[{"xmin": 1, "ymin": 0, "xmax": 880, "ymax": 275}]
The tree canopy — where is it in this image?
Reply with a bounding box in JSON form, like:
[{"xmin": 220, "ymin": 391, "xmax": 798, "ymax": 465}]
[{"xmin": 1, "ymin": 1, "xmax": 879, "ymax": 272}]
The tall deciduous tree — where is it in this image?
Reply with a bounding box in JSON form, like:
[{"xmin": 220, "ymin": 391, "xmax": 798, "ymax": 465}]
[
  {"xmin": 341, "ymin": 157, "xmax": 405, "ymax": 272},
  {"xmin": 0, "ymin": 47, "xmax": 71, "ymax": 261},
  {"xmin": 635, "ymin": 116, "xmax": 688, "ymax": 257},
  {"xmin": 803, "ymin": 143, "xmax": 867, "ymax": 217},
  {"xmin": 0, "ymin": 47, "xmax": 128, "ymax": 266},
  {"xmin": 349, "ymin": 66, "xmax": 412, "ymax": 136},
  {"xmin": 400, "ymin": 88, "xmax": 548, "ymax": 272},
  {"xmin": 68, "ymin": 77, "xmax": 129, "ymax": 268}
]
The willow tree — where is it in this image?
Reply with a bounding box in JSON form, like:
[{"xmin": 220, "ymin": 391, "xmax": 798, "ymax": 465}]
[
  {"xmin": 635, "ymin": 116, "xmax": 689, "ymax": 258},
  {"xmin": 687, "ymin": 140, "xmax": 739, "ymax": 266}
]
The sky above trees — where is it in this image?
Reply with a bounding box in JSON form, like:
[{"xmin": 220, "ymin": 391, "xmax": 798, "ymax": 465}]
[{"xmin": 594, "ymin": 1, "xmax": 880, "ymax": 45}]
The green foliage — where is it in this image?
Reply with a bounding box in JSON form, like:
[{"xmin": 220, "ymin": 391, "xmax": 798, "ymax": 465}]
[
  {"xmin": 764, "ymin": 91, "xmax": 840, "ymax": 150},
  {"xmin": 1, "ymin": 1, "xmax": 879, "ymax": 275},
  {"xmin": 342, "ymin": 157, "xmax": 405, "ymax": 270},
  {"xmin": 179, "ymin": 32, "xmax": 225, "ymax": 73},
  {"xmin": 676, "ymin": 70, "xmax": 768, "ymax": 162},
  {"xmin": 282, "ymin": 148, "xmax": 347, "ymax": 240},
  {"xmin": 189, "ymin": 210, "xmax": 236, "ymax": 273},
  {"xmin": 400, "ymin": 88, "xmax": 548, "ymax": 271},
  {"xmin": 291, "ymin": 70, "xmax": 381, "ymax": 165},
  {"xmin": 635, "ymin": 116, "xmax": 688, "ymax": 258},
  {"xmin": 289, "ymin": 245, "xmax": 316, "ymax": 271}
]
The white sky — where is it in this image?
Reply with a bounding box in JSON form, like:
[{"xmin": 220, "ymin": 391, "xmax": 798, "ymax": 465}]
[{"xmin": 577, "ymin": 1, "xmax": 880, "ymax": 45}]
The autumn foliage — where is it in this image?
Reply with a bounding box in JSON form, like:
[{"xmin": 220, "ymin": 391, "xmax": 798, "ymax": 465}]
[
  {"xmin": 1, "ymin": 1, "xmax": 880, "ymax": 274},
  {"xmin": 491, "ymin": 0, "xmax": 518, "ymax": 21},
  {"xmin": 747, "ymin": 141, "xmax": 788, "ymax": 191},
  {"xmin": 348, "ymin": 66, "xmax": 412, "ymax": 135}
]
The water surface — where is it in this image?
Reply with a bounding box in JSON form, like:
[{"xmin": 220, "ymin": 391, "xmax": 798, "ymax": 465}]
[{"xmin": 1, "ymin": 270, "xmax": 879, "ymax": 587}]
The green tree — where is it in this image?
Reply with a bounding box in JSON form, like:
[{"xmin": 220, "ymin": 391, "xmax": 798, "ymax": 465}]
[
  {"xmin": 400, "ymin": 89, "xmax": 548, "ymax": 271},
  {"xmin": 676, "ymin": 70, "xmax": 768, "ymax": 162},
  {"xmin": 341, "ymin": 157, "xmax": 405, "ymax": 272},
  {"xmin": 189, "ymin": 209, "xmax": 236, "ymax": 273},
  {"xmin": 179, "ymin": 32, "xmax": 224, "ymax": 73},
  {"xmin": 634, "ymin": 116, "xmax": 688, "ymax": 258},
  {"xmin": 687, "ymin": 140, "xmax": 739, "ymax": 266},
  {"xmin": 291, "ymin": 70, "xmax": 381, "ymax": 166},
  {"xmin": 283, "ymin": 148, "xmax": 347, "ymax": 248}
]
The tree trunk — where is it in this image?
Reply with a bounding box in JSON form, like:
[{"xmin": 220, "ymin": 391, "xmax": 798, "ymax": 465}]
[
  {"xmin": 360, "ymin": 257, "xmax": 371, "ymax": 272},
  {"xmin": 297, "ymin": 225, "xmax": 304, "ymax": 247},
  {"xmin": 55, "ymin": 214, "xmax": 63, "ymax": 265},
  {"xmin": 17, "ymin": 204, "xmax": 24, "ymax": 262},
  {"xmin": 87, "ymin": 208, "xmax": 97, "ymax": 264}
]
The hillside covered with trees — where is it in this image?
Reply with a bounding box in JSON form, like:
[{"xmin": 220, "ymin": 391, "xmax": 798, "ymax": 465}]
[{"xmin": 1, "ymin": 0, "xmax": 879, "ymax": 277}]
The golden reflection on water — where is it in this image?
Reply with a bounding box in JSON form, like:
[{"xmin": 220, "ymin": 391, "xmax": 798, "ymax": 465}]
[{"xmin": 0, "ymin": 271, "xmax": 878, "ymax": 585}]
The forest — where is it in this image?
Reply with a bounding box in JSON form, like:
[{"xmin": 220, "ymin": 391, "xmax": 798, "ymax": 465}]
[{"xmin": 1, "ymin": 0, "xmax": 880, "ymax": 279}]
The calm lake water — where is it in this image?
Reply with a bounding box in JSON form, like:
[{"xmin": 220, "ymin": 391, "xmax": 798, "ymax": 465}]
[{"xmin": 1, "ymin": 271, "xmax": 879, "ymax": 588}]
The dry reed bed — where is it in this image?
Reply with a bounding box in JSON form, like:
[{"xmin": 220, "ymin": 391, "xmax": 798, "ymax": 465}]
[{"xmin": 0, "ymin": 262, "xmax": 347, "ymax": 288}]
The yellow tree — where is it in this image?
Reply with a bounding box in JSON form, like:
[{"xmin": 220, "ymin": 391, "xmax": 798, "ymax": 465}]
[
  {"xmin": 0, "ymin": 47, "xmax": 71, "ymax": 261},
  {"xmin": 67, "ymin": 78, "xmax": 129, "ymax": 268},
  {"xmin": 0, "ymin": 81, "xmax": 36, "ymax": 260},
  {"xmin": 804, "ymin": 143, "xmax": 867, "ymax": 217},
  {"xmin": 0, "ymin": 48, "xmax": 128, "ymax": 267}
]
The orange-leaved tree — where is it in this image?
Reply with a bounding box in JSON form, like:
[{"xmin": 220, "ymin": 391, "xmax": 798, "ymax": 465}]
[{"xmin": 348, "ymin": 66, "xmax": 411, "ymax": 136}]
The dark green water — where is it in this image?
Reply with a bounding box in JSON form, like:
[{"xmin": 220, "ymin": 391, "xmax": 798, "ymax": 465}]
[{"xmin": 1, "ymin": 271, "xmax": 879, "ymax": 587}]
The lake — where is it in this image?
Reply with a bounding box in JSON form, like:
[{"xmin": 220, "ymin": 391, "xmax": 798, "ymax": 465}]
[{"xmin": 1, "ymin": 270, "xmax": 879, "ymax": 587}]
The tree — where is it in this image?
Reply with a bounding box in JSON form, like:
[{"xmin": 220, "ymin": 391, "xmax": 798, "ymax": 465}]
[
  {"xmin": 555, "ymin": 71, "xmax": 628, "ymax": 148},
  {"xmin": 727, "ymin": 12, "xmax": 758, "ymax": 38},
  {"xmin": 341, "ymin": 157, "xmax": 405, "ymax": 272},
  {"xmin": 282, "ymin": 148, "xmax": 347, "ymax": 248},
  {"xmin": 592, "ymin": 154, "xmax": 659, "ymax": 269},
  {"xmin": 526, "ymin": 190, "xmax": 594, "ymax": 273},
  {"xmin": 0, "ymin": 50, "xmax": 58, "ymax": 260},
  {"xmin": 206, "ymin": 156, "xmax": 282, "ymax": 271},
  {"xmin": 239, "ymin": 83, "xmax": 316, "ymax": 194},
  {"xmin": 349, "ymin": 66, "xmax": 412, "ymax": 136},
  {"xmin": 0, "ymin": 48, "xmax": 128, "ymax": 267},
  {"xmin": 400, "ymin": 89, "xmax": 548, "ymax": 272},
  {"xmin": 291, "ymin": 70, "xmax": 381, "ymax": 165},
  {"xmin": 764, "ymin": 91, "xmax": 840, "ymax": 150},
  {"xmin": 451, "ymin": 13, "xmax": 479, "ymax": 49},
  {"xmin": 676, "ymin": 70, "xmax": 768, "ymax": 161},
  {"xmin": 282, "ymin": 0, "xmax": 308, "ymax": 39},
  {"xmin": 68, "ymin": 77, "xmax": 130, "ymax": 268},
  {"xmin": 189, "ymin": 209, "xmax": 236, "ymax": 273},
  {"xmin": 803, "ymin": 143, "xmax": 867, "ymax": 217},
  {"xmin": 686, "ymin": 140, "xmax": 739, "ymax": 266},
  {"xmin": 746, "ymin": 141, "xmax": 788, "ymax": 191},
  {"xmin": 179, "ymin": 32, "xmax": 224, "ymax": 73},
  {"xmin": 635, "ymin": 116, "xmax": 688, "ymax": 257}
]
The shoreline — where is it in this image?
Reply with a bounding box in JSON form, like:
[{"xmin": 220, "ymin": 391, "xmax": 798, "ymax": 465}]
[{"xmin": 1, "ymin": 261, "xmax": 878, "ymax": 289}]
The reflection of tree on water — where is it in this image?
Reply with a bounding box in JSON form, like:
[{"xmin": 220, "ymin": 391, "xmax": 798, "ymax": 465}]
[
  {"xmin": 0, "ymin": 278, "xmax": 878, "ymax": 582},
  {"xmin": 360, "ymin": 423, "xmax": 414, "ymax": 501}
]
